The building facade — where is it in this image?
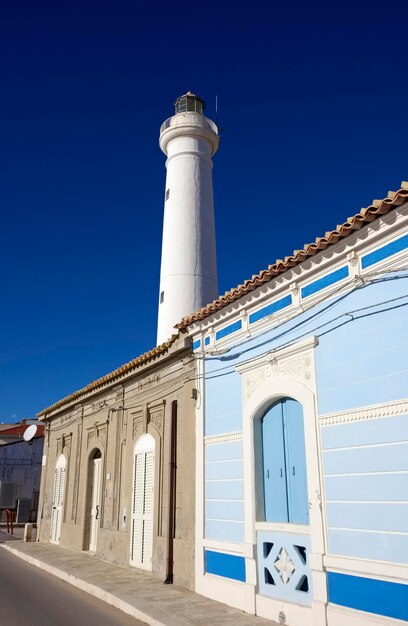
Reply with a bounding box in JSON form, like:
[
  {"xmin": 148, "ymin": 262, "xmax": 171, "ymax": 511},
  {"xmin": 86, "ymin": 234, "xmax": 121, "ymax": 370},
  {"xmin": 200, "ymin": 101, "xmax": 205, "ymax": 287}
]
[
  {"xmin": 0, "ymin": 422, "xmax": 44, "ymax": 522},
  {"xmin": 37, "ymin": 335, "xmax": 197, "ymax": 589},
  {"xmin": 180, "ymin": 184, "xmax": 408, "ymax": 625}
]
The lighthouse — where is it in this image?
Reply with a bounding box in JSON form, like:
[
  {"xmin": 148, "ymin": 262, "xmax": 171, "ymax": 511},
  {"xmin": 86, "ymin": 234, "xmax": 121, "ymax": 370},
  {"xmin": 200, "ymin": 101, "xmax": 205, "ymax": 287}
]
[{"xmin": 157, "ymin": 92, "xmax": 219, "ymax": 344}]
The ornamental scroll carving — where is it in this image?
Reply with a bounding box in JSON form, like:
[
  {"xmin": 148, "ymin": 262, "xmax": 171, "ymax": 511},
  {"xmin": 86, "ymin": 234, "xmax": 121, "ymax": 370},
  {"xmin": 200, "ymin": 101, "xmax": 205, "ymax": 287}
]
[
  {"xmin": 132, "ymin": 411, "xmax": 144, "ymax": 440},
  {"xmin": 86, "ymin": 421, "xmax": 107, "ymax": 448},
  {"xmin": 148, "ymin": 407, "xmax": 164, "ymax": 434},
  {"xmin": 245, "ymin": 352, "xmax": 312, "ymax": 399}
]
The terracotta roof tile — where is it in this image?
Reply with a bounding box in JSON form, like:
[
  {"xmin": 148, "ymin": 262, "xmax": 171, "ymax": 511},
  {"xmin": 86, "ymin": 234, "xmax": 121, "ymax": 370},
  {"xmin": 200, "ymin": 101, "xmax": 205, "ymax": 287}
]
[
  {"xmin": 37, "ymin": 337, "xmax": 178, "ymax": 417},
  {"xmin": 176, "ymin": 183, "xmax": 408, "ymax": 329}
]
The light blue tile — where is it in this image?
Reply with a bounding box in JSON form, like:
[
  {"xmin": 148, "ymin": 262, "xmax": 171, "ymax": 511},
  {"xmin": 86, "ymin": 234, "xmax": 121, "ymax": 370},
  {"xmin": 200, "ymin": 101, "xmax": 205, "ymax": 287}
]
[
  {"xmin": 328, "ymin": 528, "xmax": 408, "ymax": 564},
  {"xmin": 378, "ymin": 345, "xmax": 408, "ymax": 377},
  {"xmin": 325, "ymin": 473, "xmax": 408, "ymax": 502},
  {"xmin": 192, "ymin": 339, "xmax": 201, "ymax": 350},
  {"xmin": 387, "ymin": 370, "xmax": 408, "ymax": 400},
  {"xmin": 205, "ymin": 459, "xmax": 243, "ymax": 480},
  {"xmin": 321, "ymin": 415, "xmax": 408, "ymax": 449},
  {"xmin": 205, "ymin": 413, "xmax": 243, "ymax": 437},
  {"xmin": 206, "ymin": 500, "xmax": 244, "ymax": 521},
  {"xmin": 323, "ymin": 442, "xmax": 408, "ymax": 474},
  {"xmin": 205, "ymin": 441, "xmax": 243, "ymax": 462},
  {"xmin": 318, "ymin": 378, "xmax": 390, "ymax": 415},
  {"xmin": 206, "ymin": 397, "xmax": 242, "ymax": 419},
  {"xmin": 327, "ymin": 502, "xmax": 408, "ymax": 532},
  {"xmin": 205, "ymin": 519, "xmax": 244, "ymax": 543},
  {"xmin": 205, "ymin": 371, "xmax": 242, "ymax": 436},
  {"xmin": 382, "ymin": 314, "xmax": 408, "ymax": 347},
  {"xmin": 317, "ymin": 328, "xmax": 382, "ymax": 370},
  {"xmin": 317, "ymin": 357, "xmax": 371, "ymax": 391},
  {"xmin": 206, "ymin": 480, "xmax": 244, "ymax": 500}
]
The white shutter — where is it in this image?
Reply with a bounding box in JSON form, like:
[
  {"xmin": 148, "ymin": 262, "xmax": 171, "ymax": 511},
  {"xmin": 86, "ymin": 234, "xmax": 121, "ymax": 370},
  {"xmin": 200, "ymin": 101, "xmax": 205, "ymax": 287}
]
[
  {"xmin": 142, "ymin": 451, "xmax": 154, "ymax": 566},
  {"xmin": 131, "ymin": 453, "xmax": 145, "ymax": 564},
  {"xmin": 130, "ymin": 442, "xmax": 155, "ymax": 569},
  {"xmin": 89, "ymin": 458, "xmax": 101, "ymax": 551},
  {"xmin": 50, "ymin": 456, "xmax": 66, "ymax": 544},
  {"xmin": 49, "ymin": 468, "xmax": 60, "ymax": 543}
]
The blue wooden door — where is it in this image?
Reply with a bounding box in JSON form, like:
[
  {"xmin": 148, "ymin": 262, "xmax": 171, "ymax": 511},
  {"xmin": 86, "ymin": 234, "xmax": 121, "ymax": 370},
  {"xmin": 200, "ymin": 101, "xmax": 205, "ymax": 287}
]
[
  {"xmin": 283, "ymin": 399, "xmax": 309, "ymax": 524},
  {"xmin": 262, "ymin": 402, "xmax": 288, "ymax": 522},
  {"xmin": 262, "ymin": 398, "xmax": 309, "ymax": 525}
]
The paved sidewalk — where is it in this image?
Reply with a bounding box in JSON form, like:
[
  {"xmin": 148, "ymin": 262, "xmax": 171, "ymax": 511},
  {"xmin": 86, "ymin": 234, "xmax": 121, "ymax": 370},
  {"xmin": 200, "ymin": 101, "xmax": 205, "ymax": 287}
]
[{"xmin": 0, "ymin": 540, "xmax": 275, "ymax": 626}]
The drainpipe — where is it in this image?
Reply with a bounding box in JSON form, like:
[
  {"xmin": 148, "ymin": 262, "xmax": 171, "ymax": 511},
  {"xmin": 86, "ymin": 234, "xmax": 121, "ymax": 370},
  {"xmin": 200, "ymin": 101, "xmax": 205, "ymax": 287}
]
[{"xmin": 164, "ymin": 400, "xmax": 177, "ymax": 584}]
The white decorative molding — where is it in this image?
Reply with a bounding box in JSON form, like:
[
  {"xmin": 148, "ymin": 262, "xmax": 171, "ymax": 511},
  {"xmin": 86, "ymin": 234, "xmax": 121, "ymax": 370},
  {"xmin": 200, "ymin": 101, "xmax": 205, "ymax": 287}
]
[
  {"xmin": 204, "ymin": 432, "xmax": 242, "ymax": 445},
  {"xmin": 237, "ymin": 337, "xmax": 318, "ymax": 399},
  {"xmin": 320, "ymin": 398, "xmax": 408, "ymax": 427}
]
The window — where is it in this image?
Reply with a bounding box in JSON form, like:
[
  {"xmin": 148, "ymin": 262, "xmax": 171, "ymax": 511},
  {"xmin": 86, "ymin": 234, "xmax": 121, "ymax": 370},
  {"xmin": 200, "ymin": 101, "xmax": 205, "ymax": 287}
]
[
  {"xmin": 160, "ymin": 291, "xmax": 164, "ymax": 304},
  {"xmin": 166, "ymin": 189, "xmax": 170, "ymax": 201},
  {"xmin": 261, "ymin": 398, "xmax": 309, "ymax": 525}
]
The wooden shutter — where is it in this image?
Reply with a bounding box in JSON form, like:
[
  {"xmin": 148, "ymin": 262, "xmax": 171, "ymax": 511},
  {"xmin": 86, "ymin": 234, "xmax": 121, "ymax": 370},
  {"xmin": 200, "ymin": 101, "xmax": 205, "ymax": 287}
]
[
  {"xmin": 262, "ymin": 402, "xmax": 288, "ymax": 522},
  {"xmin": 283, "ymin": 399, "xmax": 309, "ymax": 524},
  {"xmin": 262, "ymin": 399, "xmax": 309, "ymax": 525}
]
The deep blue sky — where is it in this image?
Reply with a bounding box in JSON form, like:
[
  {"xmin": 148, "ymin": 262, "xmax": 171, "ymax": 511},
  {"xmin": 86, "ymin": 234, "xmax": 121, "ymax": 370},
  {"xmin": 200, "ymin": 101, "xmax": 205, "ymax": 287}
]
[{"xmin": 1, "ymin": 2, "xmax": 407, "ymax": 421}]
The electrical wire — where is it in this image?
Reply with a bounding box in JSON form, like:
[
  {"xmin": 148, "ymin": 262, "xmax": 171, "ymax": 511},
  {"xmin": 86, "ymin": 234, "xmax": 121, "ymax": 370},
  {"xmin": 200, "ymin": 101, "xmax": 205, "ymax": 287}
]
[{"xmin": 44, "ymin": 267, "xmax": 408, "ymax": 419}]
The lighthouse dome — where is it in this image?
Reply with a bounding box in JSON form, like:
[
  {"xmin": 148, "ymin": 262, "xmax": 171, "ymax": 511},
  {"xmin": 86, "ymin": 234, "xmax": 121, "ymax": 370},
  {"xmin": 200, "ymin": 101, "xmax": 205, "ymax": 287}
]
[{"xmin": 174, "ymin": 91, "xmax": 205, "ymax": 115}]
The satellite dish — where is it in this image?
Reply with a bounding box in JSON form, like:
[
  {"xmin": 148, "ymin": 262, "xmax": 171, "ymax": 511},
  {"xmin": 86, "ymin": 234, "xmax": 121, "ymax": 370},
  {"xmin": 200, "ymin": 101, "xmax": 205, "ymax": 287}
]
[{"xmin": 23, "ymin": 424, "xmax": 38, "ymax": 442}]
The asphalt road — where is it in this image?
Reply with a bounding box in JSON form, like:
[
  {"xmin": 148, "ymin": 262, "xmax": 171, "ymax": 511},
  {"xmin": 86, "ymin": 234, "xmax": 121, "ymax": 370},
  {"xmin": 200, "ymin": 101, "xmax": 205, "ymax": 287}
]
[{"xmin": 0, "ymin": 547, "xmax": 147, "ymax": 626}]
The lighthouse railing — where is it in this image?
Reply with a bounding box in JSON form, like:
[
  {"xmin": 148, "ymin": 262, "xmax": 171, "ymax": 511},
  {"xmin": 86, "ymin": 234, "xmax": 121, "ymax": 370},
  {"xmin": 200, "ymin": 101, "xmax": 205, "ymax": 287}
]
[{"xmin": 160, "ymin": 116, "xmax": 218, "ymax": 135}]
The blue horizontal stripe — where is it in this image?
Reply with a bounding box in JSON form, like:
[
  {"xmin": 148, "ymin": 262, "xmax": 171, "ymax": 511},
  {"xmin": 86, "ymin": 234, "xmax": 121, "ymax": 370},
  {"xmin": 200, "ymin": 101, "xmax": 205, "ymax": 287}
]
[
  {"xmin": 204, "ymin": 336, "xmax": 210, "ymax": 346},
  {"xmin": 192, "ymin": 339, "xmax": 201, "ymax": 350},
  {"xmin": 328, "ymin": 572, "xmax": 408, "ymax": 622},
  {"xmin": 361, "ymin": 233, "xmax": 408, "ymax": 269},
  {"xmin": 215, "ymin": 320, "xmax": 242, "ymax": 341},
  {"xmin": 205, "ymin": 550, "xmax": 246, "ymax": 582},
  {"xmin": 301, "ymin": 266, "xmax": 349, "ymax": 298},
  {"xmin": 249, "ymin": 294, "xmax": 292, "ymax": 324}
]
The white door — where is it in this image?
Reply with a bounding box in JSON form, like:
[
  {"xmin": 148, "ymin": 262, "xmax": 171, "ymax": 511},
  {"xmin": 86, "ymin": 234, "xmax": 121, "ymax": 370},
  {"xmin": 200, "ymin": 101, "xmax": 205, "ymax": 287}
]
[
  {"xmin": 130, "ymin": 435, "xmax": 155, "ymax": 569},
  {"xmin": 50, "ymin": 455, "xmax": 66, "ymax": 544},
  {"xmin": 89, "ymin": 457, "xmax": 102, "ymax": 552}
]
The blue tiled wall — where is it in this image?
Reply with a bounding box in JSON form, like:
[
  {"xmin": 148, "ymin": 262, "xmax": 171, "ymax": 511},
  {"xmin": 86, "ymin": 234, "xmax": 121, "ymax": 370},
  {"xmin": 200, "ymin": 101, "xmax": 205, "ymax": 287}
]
[
  {"xmin": 202, "ymin": 269, "xmax": 408, "ymax": 557},
  {"xmin": 205, "ymin": 440, "xmax": 244, "ymax": 543},
  {"xmin": 205, "ymin": 370, "xmax": 242, "ymax": 436},
  {"xmin": 315, "ymin": 272, "xmax": 408, "ymax": 414},
  {"xmin": 322, "ymin": 413, "xmax": 408, "ymax": 564}
]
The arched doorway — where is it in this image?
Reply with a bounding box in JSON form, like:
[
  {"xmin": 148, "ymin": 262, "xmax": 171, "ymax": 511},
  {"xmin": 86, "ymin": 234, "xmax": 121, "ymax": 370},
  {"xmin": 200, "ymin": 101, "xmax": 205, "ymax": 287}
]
[
  {"xmin": 130, "ymin": 434, "xmax": 155, "ymax": 570},
  {"xmin": 50, "ymin": 454, "xmax": 66, "ymax": 544}
]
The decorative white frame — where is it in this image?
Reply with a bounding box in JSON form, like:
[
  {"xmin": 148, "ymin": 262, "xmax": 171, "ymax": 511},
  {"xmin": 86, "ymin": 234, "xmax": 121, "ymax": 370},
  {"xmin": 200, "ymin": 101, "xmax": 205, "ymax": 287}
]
[{"xmin": 236, "ymin": 337, "xmax": 327, "ymax": 626}]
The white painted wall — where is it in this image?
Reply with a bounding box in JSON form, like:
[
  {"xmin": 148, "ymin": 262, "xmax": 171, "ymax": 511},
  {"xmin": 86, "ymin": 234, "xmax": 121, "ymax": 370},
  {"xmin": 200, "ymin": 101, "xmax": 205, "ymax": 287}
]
[{"xmin": 157, "ymin": 111, "xmax": 219, "ymax": 345}]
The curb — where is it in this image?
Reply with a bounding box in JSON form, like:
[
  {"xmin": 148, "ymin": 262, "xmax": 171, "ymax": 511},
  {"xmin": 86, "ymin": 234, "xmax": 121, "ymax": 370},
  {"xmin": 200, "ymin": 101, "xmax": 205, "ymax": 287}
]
[{"xmin": 0, "ymin": 544, "xmax": 165, "ymax": 626}]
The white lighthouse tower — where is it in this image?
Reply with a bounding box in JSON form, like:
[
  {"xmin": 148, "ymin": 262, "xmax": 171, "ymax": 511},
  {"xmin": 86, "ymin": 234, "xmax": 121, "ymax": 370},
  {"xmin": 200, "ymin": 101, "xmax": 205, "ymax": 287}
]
[{"xmin": 157, "ymin": 92, "xmax": 219, "ymax": 344}]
